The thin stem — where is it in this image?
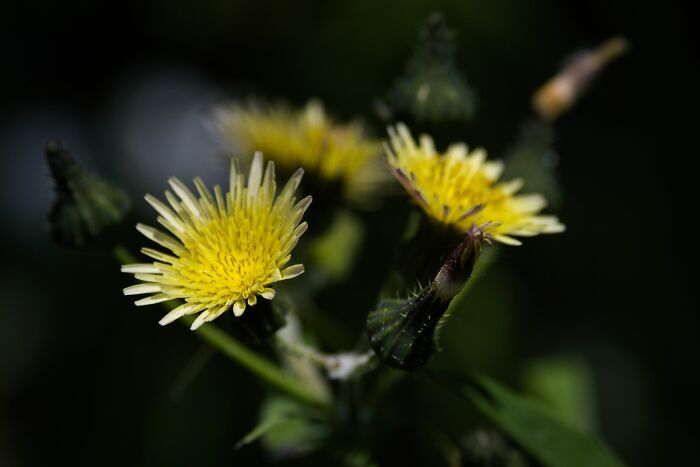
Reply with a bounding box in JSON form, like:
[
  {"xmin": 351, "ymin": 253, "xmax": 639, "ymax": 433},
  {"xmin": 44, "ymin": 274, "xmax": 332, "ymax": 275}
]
[
  {"xmin": 182, "ymin": 315, "xmax": 328, "ymax": 407},
  {"xmin": 274, "ymin": 335, "xmax": 338, "ymax": 370},
  {"xmin": 115, "ymin": 245, "xmax": 329, "ymax": 408},
  {"xmin": 274, "ymin": 335, "xmax": 376, "ymax": 380}
]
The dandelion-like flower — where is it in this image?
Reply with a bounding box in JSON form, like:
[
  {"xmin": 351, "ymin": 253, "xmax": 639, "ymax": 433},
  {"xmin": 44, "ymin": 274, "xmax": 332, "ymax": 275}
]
[
  {"xmin": 214, "ymin": 100, "xmax": 386, "ymax": 201},
  {"xmin": 122, "ymin": 153, "xmax": 311, "ymax": 330},
  {"xmin": 386, "ymin": 123, "xmax": 564, "ymax": 245}
]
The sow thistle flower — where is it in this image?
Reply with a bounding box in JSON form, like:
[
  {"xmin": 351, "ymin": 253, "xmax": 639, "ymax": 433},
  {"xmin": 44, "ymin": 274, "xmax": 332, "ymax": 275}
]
[
  {"xmin": 122, "ymin": 153, "xmax": 311, "ymax": 330},
  {"xmin": 214, "ymin": 100, "xmax": 386, "ymax": 201},
  {"xmin": 386, "ymin": 123, "xmax": 564, "ymax": 245}
]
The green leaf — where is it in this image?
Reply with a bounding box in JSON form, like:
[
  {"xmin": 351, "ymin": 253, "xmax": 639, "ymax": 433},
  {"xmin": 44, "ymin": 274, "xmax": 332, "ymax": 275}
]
[
  {"xmin": 235, "ymin": 417, "xmax": 287, "ymax": 449},
  {"xmin": 307, "ymin": 210, "xmax": 365, "ymax": 281},
  {"xmin": 236, "ymin": 396, "xmax": 329, "ymax": 455},
  {"xmin": 429, "ymin": 371, "xmax": 626, "ymax": 467},
  {"xmin": 521, "ymin": 356, "xmax": 596, "ymax": 431}
]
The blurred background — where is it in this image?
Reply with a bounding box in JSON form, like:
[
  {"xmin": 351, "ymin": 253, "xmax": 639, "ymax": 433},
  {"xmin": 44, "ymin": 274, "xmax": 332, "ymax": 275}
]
[{"xmin": 1, "ymin": 0, "xmax": 696, "ymax": 466}]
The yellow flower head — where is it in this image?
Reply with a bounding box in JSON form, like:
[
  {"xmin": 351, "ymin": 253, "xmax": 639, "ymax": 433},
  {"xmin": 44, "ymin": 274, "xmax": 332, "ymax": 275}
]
[
  {"xmin": 122, "ymin": 153, "xmax": 311, "ymax": 330},
  {"xmin": 214, "ymin": 100, "xmax": 386, "ymax": 201},
  {"xmin": 386, "ymin": 123, "xmax": 564, "ymax": 245}
]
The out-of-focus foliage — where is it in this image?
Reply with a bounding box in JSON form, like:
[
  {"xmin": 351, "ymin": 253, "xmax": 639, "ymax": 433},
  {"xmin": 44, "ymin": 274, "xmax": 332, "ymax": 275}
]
[
  {"xmin": 380, "ymin": 13, "xmax": 477, "ymax": 124},
  {"xmin": 236, "ymin": 396, "xmax": 330, "ymax": 457},
  {"xmin": 436, "ymin": 372, "xmax": 625, "ymax": 467},
  {"xmin": 501, "ymin": 121, "xmax": 562, "ymax": 208},
  {"xmin": 460, "ymin": 429, "xmax": 530, "ymax": 467},
  {"xmin": 307, "ymin": 211, "xmax": 365, "ymax": 281},
  {"xmin": 521, "ymin": 356, "xmax": 596, "ymax": 431},
  {"xmin": 46, "ymin": 141, "xmax": 130, "ymax": 248}
]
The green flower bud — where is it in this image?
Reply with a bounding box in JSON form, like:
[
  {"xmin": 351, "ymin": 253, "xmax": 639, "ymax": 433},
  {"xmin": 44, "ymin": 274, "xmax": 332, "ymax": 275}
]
[
  {"xmin": 46, "ymin": 141, "xmax": 130, "ymax": 247},
  {"xmin": 379, "ymin": 12, "xmax": 477, "ymax": 124},
  {"xmin": 367, "ymin": 226, "xmax": 490, "ymax": 370}
]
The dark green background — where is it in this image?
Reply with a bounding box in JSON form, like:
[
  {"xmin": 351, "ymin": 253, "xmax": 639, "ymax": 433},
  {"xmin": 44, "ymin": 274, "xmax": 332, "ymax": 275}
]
[{"xmin": 1, "ymin": 1, "xmax": 696, "ymax": 466}]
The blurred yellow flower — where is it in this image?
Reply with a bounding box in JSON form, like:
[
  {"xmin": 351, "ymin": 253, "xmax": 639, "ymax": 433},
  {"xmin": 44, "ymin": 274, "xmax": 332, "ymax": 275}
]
[
  {"xmin": 214, "ymin": 100, "xmax": 386, "ymax": 202},
  {"xmin": 532, "ymin": 36, "xmax": 629, "ymax": 121},
  {"xmin": 122, "ymin": 153, "xmax": 310, "ymax": 330},
  {"xmin": 386, "ymin": 123, "xmax": 564, "ymax": 245}
]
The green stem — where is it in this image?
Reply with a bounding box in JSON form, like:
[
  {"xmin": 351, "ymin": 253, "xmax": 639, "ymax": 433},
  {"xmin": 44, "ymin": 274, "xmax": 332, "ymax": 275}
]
[
  {"xmin": 114, "ymin": 245, "xmax": 328, "ymax": 408},
  {"xmin": 183, "ymin": 315, "xmax": 327, "ymax": 407},
  {"xmin": 274, "ymin": 335, "xmax": 338, "ymax": 370},
  {"xmin": 275, "ymin": 335, "xmax": 376, "ymax": 381}
]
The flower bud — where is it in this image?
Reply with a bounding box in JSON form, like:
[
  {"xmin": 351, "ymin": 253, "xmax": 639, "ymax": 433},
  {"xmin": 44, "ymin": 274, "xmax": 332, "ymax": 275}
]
[
  {"xmin": 46, "ymin": 141, "xmax": 130, "ymax": 247},
  {"xmin": 433, "ymin": 225, "xmax": 488, "ymax": 301},
  {"xmin": 532, "ymin": 37, "xmax": 629, "ymax": 121},
  {"xmin": 379, "ymin": 12, "xmax": 477, "ymax": 124},
  {"xmin": 367, "ymin": 226, "xmax": 490, "ymax": 370}
]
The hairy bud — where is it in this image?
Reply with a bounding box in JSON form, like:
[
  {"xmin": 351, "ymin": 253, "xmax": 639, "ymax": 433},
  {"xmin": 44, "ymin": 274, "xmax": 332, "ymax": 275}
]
[
  {"xmin": 367, "ymin": 227, "xmax": 490, "ymax": 370},
  {"xmin": 46, "ymin": 141, "xmax": 130, "ymax": 247}
]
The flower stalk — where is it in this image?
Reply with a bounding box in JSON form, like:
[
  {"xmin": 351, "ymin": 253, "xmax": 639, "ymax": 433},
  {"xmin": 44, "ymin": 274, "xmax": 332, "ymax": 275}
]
[
  {"xmin": 115, "ymin": 245, "xmax": 329, "ymax": 408},
  {"xmin": 181, "ymin": 314, "xmax": 328, "ymax": 407},
  {"xmin": 274, "ymin": 335, "xmax": 374, "ymax": 380}
]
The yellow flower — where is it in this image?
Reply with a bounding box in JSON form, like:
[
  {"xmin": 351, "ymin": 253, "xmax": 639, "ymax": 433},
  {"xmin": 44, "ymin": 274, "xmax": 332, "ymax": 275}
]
[
  {"xmin": 386, "ymin": 123, "xmax": 564, "ymax": 245},
  {"xmin": 214, "ymin": 100, "xmax": 386, "ymax": 202},
  {"xmin": 122, "ymin": 153, "xmax": 311, "ymax": 330}
]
